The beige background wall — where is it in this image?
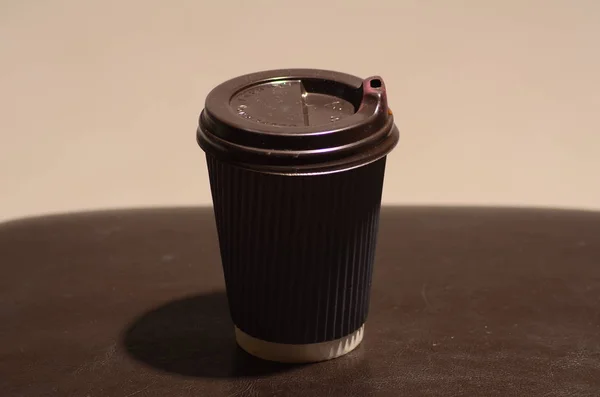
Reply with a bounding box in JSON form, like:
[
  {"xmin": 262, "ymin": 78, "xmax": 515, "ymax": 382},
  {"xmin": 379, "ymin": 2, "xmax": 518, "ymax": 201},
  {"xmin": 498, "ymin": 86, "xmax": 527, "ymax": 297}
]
[{"xmin": 1, "ymin": 0, "xmax": 599, "ymax": 222}]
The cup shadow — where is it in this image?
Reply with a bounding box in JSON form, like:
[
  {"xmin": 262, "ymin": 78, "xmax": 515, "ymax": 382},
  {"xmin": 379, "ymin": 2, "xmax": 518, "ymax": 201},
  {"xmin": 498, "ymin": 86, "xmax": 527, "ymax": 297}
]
[{"xmin": 122, "ymin": 291, "xmax": 297, "ymax": 378}]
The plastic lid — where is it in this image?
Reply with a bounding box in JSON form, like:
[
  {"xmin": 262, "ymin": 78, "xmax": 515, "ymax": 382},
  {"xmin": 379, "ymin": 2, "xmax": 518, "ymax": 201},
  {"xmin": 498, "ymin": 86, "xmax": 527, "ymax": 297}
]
[{"xmin": 197, "ymin": 69, "xmax": 399, "ymax": 174}]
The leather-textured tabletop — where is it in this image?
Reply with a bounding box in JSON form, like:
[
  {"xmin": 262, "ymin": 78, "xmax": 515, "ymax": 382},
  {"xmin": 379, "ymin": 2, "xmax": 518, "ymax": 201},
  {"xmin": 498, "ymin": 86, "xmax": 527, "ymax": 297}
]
[{"xmin": 1, "ymin": 207, "xmax": 599, "ymax": 396}]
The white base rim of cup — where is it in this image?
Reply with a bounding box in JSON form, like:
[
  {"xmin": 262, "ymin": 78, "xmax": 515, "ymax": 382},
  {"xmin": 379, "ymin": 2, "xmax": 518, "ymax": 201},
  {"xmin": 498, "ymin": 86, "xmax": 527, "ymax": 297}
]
[{"xmin": 234, "ymin": 324, "xmax": 365, "ymax": 363}]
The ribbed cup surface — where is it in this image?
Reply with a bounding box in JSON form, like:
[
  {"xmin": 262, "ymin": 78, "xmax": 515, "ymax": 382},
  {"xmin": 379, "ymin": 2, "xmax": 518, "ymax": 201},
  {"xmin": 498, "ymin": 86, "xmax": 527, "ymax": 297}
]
[{"xmin": 206, "ymin": 156, "xmax": 386, "ymax": 344}]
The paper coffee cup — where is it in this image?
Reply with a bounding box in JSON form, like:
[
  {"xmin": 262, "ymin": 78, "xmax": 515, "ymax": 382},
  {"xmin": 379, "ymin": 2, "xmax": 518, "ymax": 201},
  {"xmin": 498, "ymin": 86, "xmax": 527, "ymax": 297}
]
[{"xmin": 197, "ymin": 69, "xmax": 399, "ymax": 363}]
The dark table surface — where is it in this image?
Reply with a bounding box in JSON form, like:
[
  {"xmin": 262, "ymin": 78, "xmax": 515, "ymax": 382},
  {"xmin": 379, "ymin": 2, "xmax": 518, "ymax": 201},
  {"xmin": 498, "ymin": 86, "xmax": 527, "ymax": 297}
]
[{"xmin": 1, "ymin": 206, "xmax": 599, "ymax": 396}]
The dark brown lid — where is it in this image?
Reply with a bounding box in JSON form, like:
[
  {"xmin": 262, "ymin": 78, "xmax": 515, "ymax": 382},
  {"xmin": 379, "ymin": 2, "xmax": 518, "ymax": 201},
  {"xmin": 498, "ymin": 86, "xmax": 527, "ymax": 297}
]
[{"xmin": 197, "ymin": 69, "xmax": 399, "ymax": 174}]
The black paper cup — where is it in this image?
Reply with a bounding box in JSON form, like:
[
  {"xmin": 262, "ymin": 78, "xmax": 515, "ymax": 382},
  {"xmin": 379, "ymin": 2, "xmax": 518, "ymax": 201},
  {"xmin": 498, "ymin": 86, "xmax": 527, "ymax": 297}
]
[{"xmin": 197, "ymin": 69, "xmax": 399, "ymax": 363}]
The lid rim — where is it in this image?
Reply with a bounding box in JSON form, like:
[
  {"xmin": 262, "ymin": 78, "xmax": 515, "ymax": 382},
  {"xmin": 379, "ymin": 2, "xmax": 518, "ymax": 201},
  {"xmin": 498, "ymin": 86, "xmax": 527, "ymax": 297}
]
[{"xmin": 197, "ymin": 124, "xmax": 399, "ymax": 176}]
